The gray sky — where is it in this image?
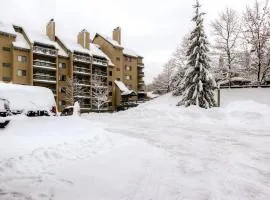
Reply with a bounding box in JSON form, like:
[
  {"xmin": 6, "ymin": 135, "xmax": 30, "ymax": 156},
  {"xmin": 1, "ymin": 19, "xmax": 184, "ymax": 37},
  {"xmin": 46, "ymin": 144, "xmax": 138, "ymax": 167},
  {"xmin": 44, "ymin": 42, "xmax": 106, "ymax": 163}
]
[{"xmin": 0, "ymin": 0, "xmax": 255, "ymax": 84}]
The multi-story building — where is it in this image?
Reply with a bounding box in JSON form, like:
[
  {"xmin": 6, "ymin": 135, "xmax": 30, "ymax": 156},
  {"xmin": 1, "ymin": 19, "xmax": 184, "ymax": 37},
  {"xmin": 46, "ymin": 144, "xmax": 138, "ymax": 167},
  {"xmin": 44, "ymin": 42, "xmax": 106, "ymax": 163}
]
[
  {"xmin": 93, "ymin": 27, "xmax": 146, "ymax": 107},
  {"xmin": 0, "ymin": 20, "xmax": 145, "ymax": 112}
]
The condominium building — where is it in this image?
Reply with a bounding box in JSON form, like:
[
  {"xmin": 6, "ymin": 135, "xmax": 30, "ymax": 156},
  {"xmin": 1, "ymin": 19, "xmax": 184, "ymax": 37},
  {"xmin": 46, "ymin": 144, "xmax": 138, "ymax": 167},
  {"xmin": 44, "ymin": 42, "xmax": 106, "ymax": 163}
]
[
  {"xmin": 0, "ymin": 19, "xmax": 145, "ymax": 112},
  {"xmin": 93, "ymin": 27, "xmax": 146, "ymax": 107}
]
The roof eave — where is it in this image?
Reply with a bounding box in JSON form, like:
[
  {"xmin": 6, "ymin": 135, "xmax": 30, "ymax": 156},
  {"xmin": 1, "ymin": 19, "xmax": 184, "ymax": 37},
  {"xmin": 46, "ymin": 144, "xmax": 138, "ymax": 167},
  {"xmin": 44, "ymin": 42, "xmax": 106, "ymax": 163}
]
[{"xmin": 94, "ymin": 33, "xmax": 124, "ymax": 49}]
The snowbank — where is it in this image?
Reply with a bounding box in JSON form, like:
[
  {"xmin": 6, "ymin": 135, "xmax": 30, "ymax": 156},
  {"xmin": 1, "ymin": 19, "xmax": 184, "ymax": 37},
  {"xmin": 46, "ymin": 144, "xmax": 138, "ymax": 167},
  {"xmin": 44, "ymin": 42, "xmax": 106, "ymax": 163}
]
[{"xmin": 0, "ymin": 92, "xmax": 270, "ymax": 200}]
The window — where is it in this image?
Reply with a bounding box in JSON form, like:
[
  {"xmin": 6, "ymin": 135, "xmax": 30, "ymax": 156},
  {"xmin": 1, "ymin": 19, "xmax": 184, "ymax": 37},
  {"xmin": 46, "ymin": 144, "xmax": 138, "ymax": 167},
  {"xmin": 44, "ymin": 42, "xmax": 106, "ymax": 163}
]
[
  {"xmin": 108, "ymin": 102, "xmax": 112, "ymax": 107},
  {"xmin": 125, "ymin": 66, "xmax": 132, "ymax": 71},
  {"xmin": 59, "ymin": 75, "xmax": 66, "ymax": 81},
  {"xmin": 116, "ymin": 68, "xmax": 120, "ymax": 72},
  {"xmin": 3, "ymin": 63, "xmax": 11, "ymax": 68},
  {"xmin": 109, "ymin": 92, "xmax": 112, "ymax": 96},
  {"xmin": 18, "ymin": 56, "xmax": 27, "ymax": 63},
  {"xmin": 17, "ymin": 69, "xmax": 26, "ymax": 77},
  {"xmin": 2, "ymin": 77, "xmax": 11, "ymax": 82},
  {"xmin": 109, "ymin": 71, "xmax": 112, "ymax": 76},
  {"xmin": 59, "ymin": 63, "xmax": 66, "ymax": 68},
  {"xmin": 109, "ymin": 81, "xmax": 112, "ymax": 86},
  {"xmin": 2, "ymin": 47, "xmax": 11, "ymax": 52},
  {"xmin": 116, "ymin": 57, "xmax": 120, "ymax": 61},
  {"xmin": 117, "ymin": 78, "xmax": 120, "ymax": 81},
  {"xmin": 126, "ymin": 75, "xmax": 132, "ymax": 80},
  {"xmin": 129, "ymin": 85, "xmax": 133, "ymax": 89}
]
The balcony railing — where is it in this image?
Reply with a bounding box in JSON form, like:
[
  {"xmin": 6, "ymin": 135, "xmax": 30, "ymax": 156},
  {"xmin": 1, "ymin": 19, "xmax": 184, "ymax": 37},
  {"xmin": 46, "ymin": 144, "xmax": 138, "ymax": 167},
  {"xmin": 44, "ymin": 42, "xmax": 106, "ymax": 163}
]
[
  {"xmin": 74, "ymin": 66, "xmax": 91, "ymax": 75},
  {"xmin": 138, "ymin": 72, "xmax": 145, "ymax": 77},
  {"xmin": 80, "ymin": 104, "xmax": 91, "ymax": 109},
  {"xmin": 93, "ymin": 58, "xmax": 108, "ymax": 66},
  {"xmin": 138, "ymin": 81, "xmax": 145, "ymax": 85},
  {"xmin": 33, "ymin": 60, "xmax": 56, "ymax": 71},
  {"xmin": 74, "ymin": 80, "xmax": 91, "ymax": 86},
  {"xmin": 74, "ymin": 91, "xmax": 91, "ymax": 98},
  {"xmin": 92, "ymin": 71, "xmax": 107, "ymax": 77},
  {"xmin": 33, "ymin": 73, "xmax": 56, "ymax": 84},
  {"xmin": 33, "ymin": 46, "xmax": 57, "ymax": 57},
  {"xmin": 74, "ymin": 55, "xmax": 91, "ymax": 63},
  {"xmin": 138, "ymin": 62, "xmax": 144, "ymax": 68}
]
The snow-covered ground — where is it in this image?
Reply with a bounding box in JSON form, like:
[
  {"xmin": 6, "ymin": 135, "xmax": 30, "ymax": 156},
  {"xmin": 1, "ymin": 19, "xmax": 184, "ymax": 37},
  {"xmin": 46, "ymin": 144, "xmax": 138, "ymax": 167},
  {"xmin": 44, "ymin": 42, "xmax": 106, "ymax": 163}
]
[{"xmin": 1, "ymin": 90, "xmax": 270, "ymax": 200}]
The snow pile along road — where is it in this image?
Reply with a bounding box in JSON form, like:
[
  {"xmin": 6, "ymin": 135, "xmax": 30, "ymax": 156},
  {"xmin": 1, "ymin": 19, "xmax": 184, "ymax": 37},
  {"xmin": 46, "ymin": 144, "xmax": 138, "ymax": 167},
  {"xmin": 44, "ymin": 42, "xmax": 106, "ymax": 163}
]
[{"xmin": 0, "ymin": 93, "xmax": 270, "ymax": 200}]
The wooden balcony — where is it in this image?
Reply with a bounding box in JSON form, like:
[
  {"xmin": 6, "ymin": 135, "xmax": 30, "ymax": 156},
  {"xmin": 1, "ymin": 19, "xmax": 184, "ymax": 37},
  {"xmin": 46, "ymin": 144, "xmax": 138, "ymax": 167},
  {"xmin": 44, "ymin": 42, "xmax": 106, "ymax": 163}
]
[
  {"xmin": 73, "ymin": 54, "xmax": 91, "ymax": 63},
  {"xmin": 93, "ymin": 58, "xmax": 108, "ymax": 66},
  {"xmin": 33, "ymin": 46, "xmax": 57, "ymax": 57}
]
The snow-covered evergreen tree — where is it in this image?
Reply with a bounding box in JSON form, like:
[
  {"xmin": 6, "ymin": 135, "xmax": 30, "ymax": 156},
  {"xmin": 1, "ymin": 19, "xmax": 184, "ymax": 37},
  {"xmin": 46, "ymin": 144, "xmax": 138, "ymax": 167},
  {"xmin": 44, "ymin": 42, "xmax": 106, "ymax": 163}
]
[{"xmin": 178, "ymin": 0, "xmax": 216, "ymax": 109}]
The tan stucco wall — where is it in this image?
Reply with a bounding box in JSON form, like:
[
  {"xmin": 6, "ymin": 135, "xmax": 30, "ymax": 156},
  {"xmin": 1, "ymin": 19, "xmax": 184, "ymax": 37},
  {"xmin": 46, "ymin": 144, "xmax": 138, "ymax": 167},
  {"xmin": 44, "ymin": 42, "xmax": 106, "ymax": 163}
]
[
  {"xmin": 0, "ymin": 34, "xmax": 15, "ymax": 82},
  {"xmin": 12, "ymin": 49, "xmax": 31, "ymax": 85}
]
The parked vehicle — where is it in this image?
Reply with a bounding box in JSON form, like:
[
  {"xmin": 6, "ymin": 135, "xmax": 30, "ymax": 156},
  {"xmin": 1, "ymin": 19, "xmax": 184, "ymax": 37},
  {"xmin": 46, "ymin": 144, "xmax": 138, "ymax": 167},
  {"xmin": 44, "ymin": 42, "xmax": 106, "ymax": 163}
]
[
  {"xmin": 60, "ymin": 106, "xmax": 74, "ymax": 116},
  {"xmin": 0, "ymin": 82, "xmax": 57, "ymax": 118},
  {"xmin": 0, "ymin": 98, "xmax": 11, "ymax": 128},
  {"xmin": 60, "ymin": 102, "xmax": 81, "ymax": 116}
]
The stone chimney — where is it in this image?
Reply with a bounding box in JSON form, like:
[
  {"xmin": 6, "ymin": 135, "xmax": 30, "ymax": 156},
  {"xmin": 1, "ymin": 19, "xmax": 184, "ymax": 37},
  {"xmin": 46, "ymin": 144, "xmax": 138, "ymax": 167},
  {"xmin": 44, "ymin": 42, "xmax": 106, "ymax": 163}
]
[
  {"xmin": 113, "ymin": 27, "xmax": 121, "ymax": 45},
  {"xmin": 46, "ymin": 19, "xmax": 55, "ymax": 41},
  {"xmin": 77, "ymin": 29, "xmax": 90, "ymax": 49}
]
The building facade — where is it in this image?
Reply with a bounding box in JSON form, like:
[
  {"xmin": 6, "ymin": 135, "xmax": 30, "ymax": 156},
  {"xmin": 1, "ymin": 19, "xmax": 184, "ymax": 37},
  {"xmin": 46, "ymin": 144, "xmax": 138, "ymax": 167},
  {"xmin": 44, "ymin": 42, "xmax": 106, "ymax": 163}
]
[
  {"xmin": 0, "ymin": 20, "xmax": 145, "ymax": 112},
  {"xmin": 93, "ymin": 27, "xmax": 146, "ymax": 107}
]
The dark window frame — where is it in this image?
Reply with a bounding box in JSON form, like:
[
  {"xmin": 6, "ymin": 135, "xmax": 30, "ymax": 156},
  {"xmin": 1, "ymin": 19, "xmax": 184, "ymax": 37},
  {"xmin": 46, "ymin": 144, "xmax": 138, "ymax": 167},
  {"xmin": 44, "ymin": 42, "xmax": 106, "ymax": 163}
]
[{"xmin": 2, "ymin": 47, "xmax": 11, "ymax": 52}]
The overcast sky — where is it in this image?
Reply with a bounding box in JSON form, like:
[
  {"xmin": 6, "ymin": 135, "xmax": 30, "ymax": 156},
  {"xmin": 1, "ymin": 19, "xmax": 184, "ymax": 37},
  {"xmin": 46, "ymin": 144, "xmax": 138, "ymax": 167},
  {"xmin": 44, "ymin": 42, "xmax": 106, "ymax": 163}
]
[{"xmin": 0, "ymin": 0, "xmax": 256, "ymax": 84}]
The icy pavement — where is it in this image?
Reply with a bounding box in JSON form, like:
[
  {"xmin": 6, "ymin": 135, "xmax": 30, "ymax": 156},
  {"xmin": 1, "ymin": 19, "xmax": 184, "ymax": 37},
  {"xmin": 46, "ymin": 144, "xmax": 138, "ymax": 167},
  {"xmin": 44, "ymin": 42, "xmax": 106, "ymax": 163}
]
[{"xmin": 1, "ymin": 93, "xmax": 270, "ymax": 200}]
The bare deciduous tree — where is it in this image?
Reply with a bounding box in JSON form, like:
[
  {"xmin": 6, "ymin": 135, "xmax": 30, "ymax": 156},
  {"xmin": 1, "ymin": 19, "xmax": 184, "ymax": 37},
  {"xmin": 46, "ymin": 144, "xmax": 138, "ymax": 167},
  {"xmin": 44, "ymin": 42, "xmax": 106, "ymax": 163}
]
[
  {"xmin": 91, "ymin": 75, "xmax": 109, "ymax": 111},
  {"xmin": 62, "ymin": 77, "xmax": 85, "ymax": 107},
  {"xmin": 243, "ymin": 0, "xmax": 270, "ymax": 83},
  {"xmin": 211, "ymin": 7, "xmax": 241, "ymax": 87}
]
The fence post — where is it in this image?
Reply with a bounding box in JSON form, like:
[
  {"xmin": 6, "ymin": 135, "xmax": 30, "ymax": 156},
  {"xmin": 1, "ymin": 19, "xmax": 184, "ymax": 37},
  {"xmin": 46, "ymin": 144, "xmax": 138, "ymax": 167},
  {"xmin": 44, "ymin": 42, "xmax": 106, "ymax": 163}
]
[{"xmin": 217, "ymin": 86, "xmax": 221, "ymax": 107}]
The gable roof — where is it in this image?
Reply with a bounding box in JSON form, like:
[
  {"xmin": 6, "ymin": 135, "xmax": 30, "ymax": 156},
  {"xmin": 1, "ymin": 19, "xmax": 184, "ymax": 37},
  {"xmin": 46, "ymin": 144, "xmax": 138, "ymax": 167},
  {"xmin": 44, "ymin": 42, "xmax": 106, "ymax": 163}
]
[
  {"xmin": 90, "ymin": 43, "xmax": 114, "ymax": 66},
  {"xmin": 25, "ymin": 29, "xmax": 57, "ymax": 48},
  {"xmin": 0, "ymin": 22, "xmax": 17, "ymax": 37},
  {"xmin": 13, "ymin": 32, "xmax": 30, "ymax": 50},
  {"xmin": 89, "ymin": 43, "xmax": 107, "ymax": 58},
  {"xmin": 94, "ymin": 33, "xmax": 123, "ymax": 49},
  {"xmin": 57, "ymin": 37, "xmax": 91, "ymax": 55}
]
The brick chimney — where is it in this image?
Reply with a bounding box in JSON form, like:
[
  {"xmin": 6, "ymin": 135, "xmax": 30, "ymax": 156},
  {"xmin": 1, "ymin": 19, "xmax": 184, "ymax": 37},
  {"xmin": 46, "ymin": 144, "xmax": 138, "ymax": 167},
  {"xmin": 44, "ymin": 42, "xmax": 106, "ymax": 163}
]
[
  {"xmin": 46, "ymin": 19, "xmax": 55, "ymax": 41},
  {"xmin": 77, "ymin": 29, "xmax": 90, "ymax": 49},
  {"xmin": 113, "ymin": 27, "xmax": 121, "ymax": 45}
]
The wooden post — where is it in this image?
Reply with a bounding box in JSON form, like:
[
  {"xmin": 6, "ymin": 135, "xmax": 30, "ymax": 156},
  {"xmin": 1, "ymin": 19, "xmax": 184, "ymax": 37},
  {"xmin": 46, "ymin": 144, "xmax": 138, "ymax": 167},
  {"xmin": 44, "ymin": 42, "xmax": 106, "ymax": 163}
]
[{"xmin": 217, "ymin": 86, "xmax": 221, "ymax": 107}]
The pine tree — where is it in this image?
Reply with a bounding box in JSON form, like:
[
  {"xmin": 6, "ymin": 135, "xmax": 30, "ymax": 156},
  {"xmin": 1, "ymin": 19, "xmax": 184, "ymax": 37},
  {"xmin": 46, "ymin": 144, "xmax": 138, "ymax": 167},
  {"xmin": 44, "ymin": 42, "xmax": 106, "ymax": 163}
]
[{"xmin": 178, "ymin": 0, "xmax": 216, "ymax": 108}]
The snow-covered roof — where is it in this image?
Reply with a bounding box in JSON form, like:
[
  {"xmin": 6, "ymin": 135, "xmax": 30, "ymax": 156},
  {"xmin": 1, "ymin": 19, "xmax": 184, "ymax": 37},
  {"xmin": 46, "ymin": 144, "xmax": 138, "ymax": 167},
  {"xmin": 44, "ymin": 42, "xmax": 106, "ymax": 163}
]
[
  {"xmin": 59, "ymin": 37, "xmax": 91, "ymax": 55},
  {"xmin": 25, "ymin": 30, "xmax": 57, "ymax": 47},
  {"xmin": 123, "ymin": 48, "xmax": 140, "ymax": 57},
  {"xmin": 89, "ymin": 43, "xmax": 107, "ymax": 58},
  {"xmin": 90, "ymin": 43, "xmax": 114, "ymax": 66},
  {"xmin": 0, "ymin": 22, "xmax": 16, "ymax": 36},
  {"xmin": 95, "ymin": 33, "xmax": 123, "ymax": 48},
  {"xmin": 13, "ymin": 32, "xmax": 30, "ymax": 50},
  {"xmin": 55, "ymin": 41, "xmax": 68, "ymax": 57},
  {"xmin": 114, "ymin": 80, "xmax": 137, "ymax": 96}
]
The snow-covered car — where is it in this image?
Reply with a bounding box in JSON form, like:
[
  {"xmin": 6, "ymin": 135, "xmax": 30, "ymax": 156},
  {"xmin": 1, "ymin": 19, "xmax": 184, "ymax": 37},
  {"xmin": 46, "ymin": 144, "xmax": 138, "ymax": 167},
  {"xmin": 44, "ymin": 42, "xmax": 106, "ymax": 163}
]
[
  {"xmin": 0, "ymin": 98, "xmax": 11, "ymax": 128},
  {"xmin": 0, "ymin": 82, "xmax": 57, "ymax": 117}
]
